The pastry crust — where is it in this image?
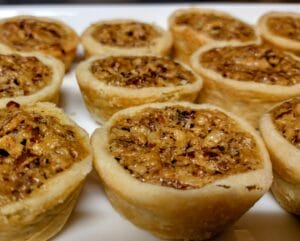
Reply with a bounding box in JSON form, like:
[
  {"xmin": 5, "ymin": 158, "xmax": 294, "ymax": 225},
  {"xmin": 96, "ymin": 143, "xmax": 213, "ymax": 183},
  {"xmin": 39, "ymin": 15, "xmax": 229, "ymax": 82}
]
[
  {"xmin": 259, "ymin": 98, "xmax": 300, "ymax": 214},
  {"xmin": 168, "ymin": 8, "xmax": 258, "ymax": 64},
  {"xmin": 258, "ymin": 11, "xmax": 300, "ymax": 56},
  {"xmin": 81, "ymin": 19, "xmax": 172, "ymax": 57},
  {"xmin": 92, "ymin": 101, "xmax": 272, "ymax": 240},
  {"xmin": 0, "ymin": 15, "xmax": 79, "ymax": 71},
  {"xmin": 76, "ymin": 55, "xmax": 203, "ymax": 124},
  {"xmin": 0, "ymin": 44, "xmax": 64, "ymax": 107},
  {"xmin": 0, "ymin": 102, "xmax": 92, "ymax": 241},
  {"xmin": 190, "ymin": 42, "xmax": 300, "ymax": 128}
]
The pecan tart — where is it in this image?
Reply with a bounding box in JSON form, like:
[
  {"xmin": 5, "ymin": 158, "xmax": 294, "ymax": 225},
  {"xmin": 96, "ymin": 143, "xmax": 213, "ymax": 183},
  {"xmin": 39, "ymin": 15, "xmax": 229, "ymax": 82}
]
[
  {"xmin": 92, "ymin": 102, "xmax": 272, "ymax": 241},
  {"xmin": 260, "ymin": 97, "xmax": 300, "ymax": 215},
  {"xmin": 258, "ymin": 12, "xmax": 300, "ymax": 56},
  {"xmin": 76, "ymin": 55, "xmax": 202, "ymax": 123},
  {"xmin": 81, "ymin": 19, "xmax": 172, "ymax": 57},
  {"xmin": 0, "ymin": 102, "xmax": 92, "ymax": 241},
  {"xmin": 168, "ymin": 8, "xmax": 258, "ymax": 64},
  {"xmin": 0, "ymin": 44, "xmax": 64, "ymax": 107},
  {"xmin": 191, "ymin": 42, "xmax": 300, "ymax": 127},
  {"xmin": 0, "ymin": 15, "xmax": 79, "ymax": 71}
]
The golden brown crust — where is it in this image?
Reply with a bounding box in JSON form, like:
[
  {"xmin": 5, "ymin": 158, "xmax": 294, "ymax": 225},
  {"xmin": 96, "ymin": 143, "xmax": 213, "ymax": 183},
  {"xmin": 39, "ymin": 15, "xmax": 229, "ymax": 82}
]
[
  {"xmin": 0, "ymin": 15, "xmax": 79, "ymax": 71},
  {"xmin": 259, "ymin": 98, "xmax": 300, "ymax": 214},
  {"xmin": 258, "ymin": 12, "xmax": 300, "ymax": 56},
  {"xmin": 168, "ymin": 8, "xmax": 258, "ymax": 64},
  {"xmin": 0, "ymin": 102, "xmax": 92, "ymax": 241},
  {"xmin": 191, "ymin": 42, "xmax": 300, "ymax": 127},
  {"xmin": 92, "ymin": 101, "xmax": 272, "ymax": 240},
  {"xmin": 81, "ymin": 19, "xmax": 172, "ymax": 57},
  {"xmin": 0, "ymin": 44, "xmax": 64, "ymax": 107},
  {"xmin": 76, "ymin": 55, "xmax": 203, "ymax": 124}
]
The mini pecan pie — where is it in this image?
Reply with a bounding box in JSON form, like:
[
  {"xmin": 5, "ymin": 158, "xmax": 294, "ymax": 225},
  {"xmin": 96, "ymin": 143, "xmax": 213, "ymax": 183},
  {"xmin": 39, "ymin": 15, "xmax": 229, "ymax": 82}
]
[
  {"xmin": 258, "ymin": 12, "xmax": 300, "ymax": 57},
  {"xmin": 92, "ymin": 102, "xmax": 272, "ymax": 240},
  {"xmin": 0, "ymin": 102, "xmax": 92, "ymax": 241},
  {"xmin": 191, "ymin": 42, "xmax": 300, "ymax": 127},
  {"xmin": 168, "ymin": 8, "xmax": 258, "ymax": 64},
  {"xmin": 81, "ymin": 19, "xmax": 172, "ymax": 57},
  {"xmin": 260, "ymin": 97, "xmax": 300, "ymax": 215},
  {"xmin": 76, "ymin": 55, "xmax": 202, "ymax": 123},
  {"xmin": 0, "ymin": 15, "xmax": 79, "ymax": 71},
  {"xmin": 0, "ymin": 44, "xmax": 64, "ymax": 107}
]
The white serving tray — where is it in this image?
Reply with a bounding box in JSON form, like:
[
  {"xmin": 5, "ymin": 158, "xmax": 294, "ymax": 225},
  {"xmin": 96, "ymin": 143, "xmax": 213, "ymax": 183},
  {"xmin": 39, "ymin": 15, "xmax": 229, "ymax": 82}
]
[{"xmin": 1, "ymin": 4, "xmax": 299, "ymax": 241}]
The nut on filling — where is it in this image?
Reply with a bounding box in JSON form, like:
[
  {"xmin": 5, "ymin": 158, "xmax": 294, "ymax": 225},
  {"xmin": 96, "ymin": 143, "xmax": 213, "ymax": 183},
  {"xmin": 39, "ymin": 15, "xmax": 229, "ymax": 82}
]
[
  {"xmin": 175, "ymin": 13, "xmax": 256, "ymax": 42},
  {"xmin": 0, "ymin": 18, "xmax": 69, "ymax": 55},
  {"xmin": 0, "ymin": 54, "xmax": 52, "ymax": 98},
  {"xmin": 109, "ymin": 106, "xmax": 261, "ymax": 190},
  {"xmin": 91, "ymin": 22, "xmax": 161, "ymax": 47},
  {"xmin": 267, "ymin": 16, "xmax": 300, "ymax": 41},
  {"xmin": 0, "ymin": 103, "xmax": 88, "ymax": 206},
  {"xmin": 271, "ymin": 98, "xmax": 300, "ymax": 149},
  {"xmin": 200, "ymin": 45, "xmax": 300, "ymax": 85},
  {"xmin": 91, "ymin": 56, "xmax": 195, "ymax": 88}
]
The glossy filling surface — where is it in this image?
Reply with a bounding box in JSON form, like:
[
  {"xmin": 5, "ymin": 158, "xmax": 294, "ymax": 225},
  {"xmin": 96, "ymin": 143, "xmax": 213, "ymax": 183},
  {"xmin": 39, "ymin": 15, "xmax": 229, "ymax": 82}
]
[
  {"xmin": 0, "ymin": 18, "xmax": 70, "ymax": 55},
  {"xmin": 109, "ymin": 106, "xmax": 261, "ymax": 190},
  {"xmin": 200, "ymin": 45, "xmax": 300, "ymax": 85},
  {"xmin": 271, "ymin": 98, "xmax": 300, "ymax": 149},
  {"xmin": 0, "ymin": 54, "xmax": 52, "ymax": 98},
  {"xmin": 175, "ymin": 12, "xmax": 255, "ymax": 42},
  {"xmin": 267, "ymin": 16, "xmax": 300, "ymax": 41},
  {"xmin": 91, "ymin": 56, "xmax": 195, "ymax": 88},
  {"xmin": 91, "ymin": 22, "xmax": 161, "ymax": 47},
  {"xmin": 0, "ymin": 103, "xmax": 88, "ymax": 205}
]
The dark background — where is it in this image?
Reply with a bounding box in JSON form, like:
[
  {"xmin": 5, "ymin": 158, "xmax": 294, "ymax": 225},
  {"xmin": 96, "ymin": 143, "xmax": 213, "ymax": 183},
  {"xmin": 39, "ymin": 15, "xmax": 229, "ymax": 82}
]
[{"xmin": 1, "ymin": 0, "xmax": 299, "ymax": 4}]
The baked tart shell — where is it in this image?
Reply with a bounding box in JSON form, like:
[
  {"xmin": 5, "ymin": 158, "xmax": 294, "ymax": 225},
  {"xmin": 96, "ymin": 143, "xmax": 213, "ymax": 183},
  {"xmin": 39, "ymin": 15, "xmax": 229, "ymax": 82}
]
[
  {"xmin": 76, "ymin": 55, "xmax": 203, "ymax": 124},
  {"xmin": 258, "ymin": 12, "xmax": 300, "ymax": 56},
  {"xmin": 92, "ymin": 102, "xmax": 272, "ymax": 240},
  {"xmin": 0, "ymin": 102, "xmax": 92, "ymax": 241},
  {"xmin": 260, "ymin": 101, "xmax": 300, "ymax": 214},
  {"xmin": 168, "ymin": 8, "xmax": 258, "ymax": 64},
  {"xmin": 0, "ymin": 15, "xmax": 79, "ymax": 71},
  {"xmin": 0, "ymin": 44, "xmax": 64, "ymax": 107},
  {"xmin": 191, "ymin": 42, "xmax": 300, "ymax": 128},
  {"xmin": 81, "ymin": 19, "xmax": 172, "ymax": 58}
]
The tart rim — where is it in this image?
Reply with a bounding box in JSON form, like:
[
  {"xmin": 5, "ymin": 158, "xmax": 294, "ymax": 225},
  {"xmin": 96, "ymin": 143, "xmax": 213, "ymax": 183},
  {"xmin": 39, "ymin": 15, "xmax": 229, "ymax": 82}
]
[
  {"xmin": 191, "ymin": 41, "xmax": 300, "ymax": 99},
  {"xmin": 258, "ymin": 11, "xmax": 300, "ymax": 50},
  {"xmin": 92, "ymin": 101, "xmax": 272, "ymax": 203},
  {"xmin": 81, "ymin": 19, "xmax": 172, "ymax": 56},
  {"xmin": 259, "ymin": 99, "xmax": 300, "ymax": 183},
  {"xmin": 0, "ymin": 43, "xmax": 64, "ymax": 107}
]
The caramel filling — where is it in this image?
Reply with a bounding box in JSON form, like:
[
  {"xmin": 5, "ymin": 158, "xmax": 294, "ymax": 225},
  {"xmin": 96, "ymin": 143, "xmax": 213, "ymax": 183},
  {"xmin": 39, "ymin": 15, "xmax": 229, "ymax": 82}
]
[
  {"xmin": 200, "ymin": 45, "xmax": 300, "ymax": 85},
  {"xmin": 175, "ymin": 12, "xmax": 255, "ymax": 42},
  {"xmin": 267, "ymin": 16, "xmax": 300, "ymax": 41},
  {"xmin": 91, "ymin": 56, "xmax": 195, "ymax": 88},
  {"xmin": 0, "ymin": 18, "xmax": 69, "ymax": 56},
  {"xmin": 0, "ymin": 54, "xmax": 52, "ymax": 98},
  {"xmin": 0, "ymin": 103, "xmax": 88, "ymax": 205},
  {"xmin": 91, "ymin": 22, "xmax": 161, "ymax": 47},
  {"xmin": 272, "ymin": 98, "xmax": 300, "ymax": 149},
  {"xmin": 109, "ymin": 106, "xmax": 261, "ymax": 190}
]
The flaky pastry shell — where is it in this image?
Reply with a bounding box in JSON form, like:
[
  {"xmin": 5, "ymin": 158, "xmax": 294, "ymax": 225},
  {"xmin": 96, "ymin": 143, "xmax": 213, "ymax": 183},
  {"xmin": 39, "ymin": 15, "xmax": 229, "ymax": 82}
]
[
  {"xmin": 76, "ymin": 55, "xmax": 203, "ymax": 124},
  {"xmin": 0, "ymin": 15, "xmax": 79, "ymax": 71},
  {"xmin": 168, "ymin": 8, "xmax": 258, "ymax": 64},
  {"xmin": 0, "ymin": 102, "xmax": 92, "ymax": 241},
  {"xmin": 191, "ymin": 42, "xmax": 300, "ymax": 128},
  {"xmin": 92, "ymin": 101, "xmax": 272, "ymax": 241},
  {"xmin": 0, "ymin": 44, "xmax": 64, "ymax": 107},
  {"xmin": 81, "ymin": 19, "xmax": 172, "ymax": 57},
  {"xmin": 260, "ymin": 98, "xmax": 300, "ymax": 215},
  {"xmin": 258, "ymin": 11, "xmax": 300, "ymax": 56}
]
